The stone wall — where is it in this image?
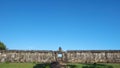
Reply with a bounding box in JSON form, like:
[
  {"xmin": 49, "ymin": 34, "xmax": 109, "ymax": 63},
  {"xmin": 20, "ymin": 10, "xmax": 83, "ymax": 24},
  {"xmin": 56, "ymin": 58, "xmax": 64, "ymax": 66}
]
[
  {"xmin": 0, "ymin": 50, "xmax": 120, "ymax": 63},
  {"xmin": 0, "ymin": 50, "xmax": 56, "ymax": 63},
  {"xmin": 67, "ymin": 50, "xmax": 120, "ymax": 63}
]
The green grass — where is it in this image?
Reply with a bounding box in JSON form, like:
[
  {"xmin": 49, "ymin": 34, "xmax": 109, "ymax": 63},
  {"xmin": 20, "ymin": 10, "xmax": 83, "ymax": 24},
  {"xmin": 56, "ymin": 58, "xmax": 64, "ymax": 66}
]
[
  {"xmin": 0, "ymin": 63, "xmax": 35, "ymax": 68},
  {"xmin": 106, "ymin": 63, "xmax": 120, "ymax": 68},
  {"xmin": 0, "ymin": 63, "xmax": 119, "ymax": 68},
  {"xmin": 67, "ymin": 63, "xmax": 120, "ymax": 68}
]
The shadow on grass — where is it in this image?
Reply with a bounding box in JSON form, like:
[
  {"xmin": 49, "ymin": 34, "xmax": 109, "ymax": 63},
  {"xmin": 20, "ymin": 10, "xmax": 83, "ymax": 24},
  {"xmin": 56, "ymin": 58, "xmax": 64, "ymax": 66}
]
[
  {"xmin": 50, "ymin": 62, "xmax": 61, "ymax": 68},
  {"xmin": 82, "ymin": 63, "xmax": 113, "ymax": 68},
  {"xmin": 33, "ymin": 62, "xmax": 75, "ymax": 68},
  {"xmin": 67, "ymin": 65, "xmax": 77, "ymax": 68},
  {"xmin": 33, "ymin": 62, "xmax": 61, "ymax": 68},
  {"xmin": 33, "ymin": 62, "xmax": 113, "ymax": 68},
  {"xmin": 33, "ymin": 63, "xmax": 50, "ymax": 68}
]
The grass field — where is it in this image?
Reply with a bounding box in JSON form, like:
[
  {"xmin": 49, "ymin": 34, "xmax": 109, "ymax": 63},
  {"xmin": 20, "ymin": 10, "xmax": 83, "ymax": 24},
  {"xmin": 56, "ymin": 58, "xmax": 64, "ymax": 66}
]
[
  {"xmin": 67, "ymin": 63, "xmax": 120, "ymax": 68},
  {"xmin": 0, "ymin": 63, "xmax": 120, "ymax": 68},
  {"xmin": 0, "ymin": 63, "xmax": 35, "ymax": 68}
]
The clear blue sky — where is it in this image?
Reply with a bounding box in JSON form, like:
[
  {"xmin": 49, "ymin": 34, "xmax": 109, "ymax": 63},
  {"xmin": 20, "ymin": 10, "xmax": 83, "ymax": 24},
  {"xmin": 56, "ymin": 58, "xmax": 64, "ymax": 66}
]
[{"xmin": 0, "ymin": 0, "xmax": 120, "ymax": 50}]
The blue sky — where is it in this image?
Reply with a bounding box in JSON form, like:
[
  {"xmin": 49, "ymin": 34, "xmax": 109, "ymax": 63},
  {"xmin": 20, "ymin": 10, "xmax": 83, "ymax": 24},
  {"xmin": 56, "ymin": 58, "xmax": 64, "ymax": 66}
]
[{"xmin": 0, "ymin": 0, "xmax": 120, "ymax": 50}]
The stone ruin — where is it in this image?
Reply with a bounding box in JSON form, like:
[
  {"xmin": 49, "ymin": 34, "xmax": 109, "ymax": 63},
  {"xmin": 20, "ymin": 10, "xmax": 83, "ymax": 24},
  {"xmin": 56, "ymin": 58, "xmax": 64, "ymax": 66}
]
[{"xmin": 0, "ymin": 47, "xmax": 120, "ymax": 63}]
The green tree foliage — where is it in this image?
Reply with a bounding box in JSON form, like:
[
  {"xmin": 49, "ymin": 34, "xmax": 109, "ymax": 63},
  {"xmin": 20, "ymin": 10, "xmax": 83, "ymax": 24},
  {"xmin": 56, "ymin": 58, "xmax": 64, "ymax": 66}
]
[{"xmin": 0, "ymin": 41, "xmax": 6, "ymax": 50}]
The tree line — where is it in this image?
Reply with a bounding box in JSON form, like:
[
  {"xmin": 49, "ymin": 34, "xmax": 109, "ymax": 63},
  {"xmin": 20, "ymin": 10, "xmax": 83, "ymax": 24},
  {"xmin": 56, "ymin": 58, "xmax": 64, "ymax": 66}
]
[{"xmin": 0, "ymin": 41, "xmax": 6, "ymax": 50}]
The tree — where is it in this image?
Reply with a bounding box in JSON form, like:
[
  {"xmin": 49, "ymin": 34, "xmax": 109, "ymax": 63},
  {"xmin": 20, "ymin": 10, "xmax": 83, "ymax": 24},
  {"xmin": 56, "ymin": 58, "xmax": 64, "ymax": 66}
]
[{"xmin": 0, "ymin": 41, "xmax": 6, "ymax": 50}]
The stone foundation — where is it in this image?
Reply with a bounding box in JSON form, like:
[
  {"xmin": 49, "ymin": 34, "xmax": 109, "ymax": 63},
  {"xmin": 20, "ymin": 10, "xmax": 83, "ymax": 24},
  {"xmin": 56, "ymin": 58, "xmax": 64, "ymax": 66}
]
[{"xmin": 0, "ymin": 50, "xmax": 120, "ymax": 63}]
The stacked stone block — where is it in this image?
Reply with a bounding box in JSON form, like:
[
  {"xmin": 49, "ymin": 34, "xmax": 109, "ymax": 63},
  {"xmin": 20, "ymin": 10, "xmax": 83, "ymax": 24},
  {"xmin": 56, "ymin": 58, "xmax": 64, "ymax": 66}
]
[{"xmin": 0, "ymin": 50, "xmax": 120, "ymax": 63}]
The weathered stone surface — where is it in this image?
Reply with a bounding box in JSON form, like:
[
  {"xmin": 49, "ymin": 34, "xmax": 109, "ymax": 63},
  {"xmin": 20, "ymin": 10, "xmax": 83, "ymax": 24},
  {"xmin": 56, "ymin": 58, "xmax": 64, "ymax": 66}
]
[{"xmin": 0, "ymin": 50, "xmax": 120, "ymax": 63}]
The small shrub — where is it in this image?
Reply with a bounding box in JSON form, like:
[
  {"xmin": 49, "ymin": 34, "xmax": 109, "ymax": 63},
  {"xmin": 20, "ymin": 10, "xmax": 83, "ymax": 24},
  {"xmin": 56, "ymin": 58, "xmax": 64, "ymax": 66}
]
[{"xmin": 5, "ymin": 61, "xmax": 10, "ymax": 64}]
